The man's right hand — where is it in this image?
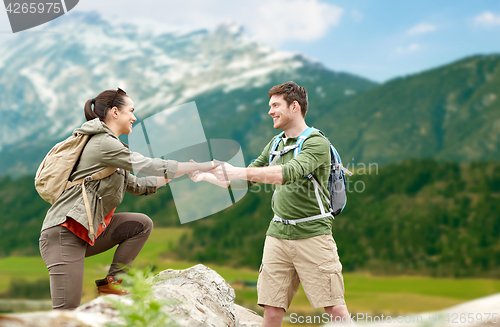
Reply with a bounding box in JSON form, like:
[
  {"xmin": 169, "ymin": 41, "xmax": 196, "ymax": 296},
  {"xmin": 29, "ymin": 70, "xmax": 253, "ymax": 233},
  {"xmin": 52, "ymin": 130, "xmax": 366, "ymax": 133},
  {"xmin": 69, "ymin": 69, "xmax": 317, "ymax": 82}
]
[
  {"xmin": 188, "ymin": 159, "xmax": 229, "ymax": 188},
  {"xmin": 189, "ymin": 159, "xmax": 207, "ymax": 182}
]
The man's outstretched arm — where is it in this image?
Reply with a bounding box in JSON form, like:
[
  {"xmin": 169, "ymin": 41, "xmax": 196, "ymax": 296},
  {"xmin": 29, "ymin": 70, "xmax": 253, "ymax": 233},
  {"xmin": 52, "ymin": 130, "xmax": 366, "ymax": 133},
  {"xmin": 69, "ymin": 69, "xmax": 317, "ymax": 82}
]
[
  {"xmin": 210, "ymin": 134, "xmax": 330, "ymax": 186},
  {"xmin": 212, "ymin": 162, "xmax": 283, "ymax": 185},
  {"xmin": 187, "ymin": 163, "xmax": 282, "ymax": 187},
  {"xmin": 189, "ymin": 169, "xmax": 231, "ymax": 188}
]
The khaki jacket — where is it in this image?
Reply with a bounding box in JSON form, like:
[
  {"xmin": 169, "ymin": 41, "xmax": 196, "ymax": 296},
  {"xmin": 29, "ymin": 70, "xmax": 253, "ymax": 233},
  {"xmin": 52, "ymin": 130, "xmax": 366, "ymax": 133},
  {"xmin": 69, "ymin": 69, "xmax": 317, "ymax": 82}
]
[{"xmin": 41, "ymin": 119, "xmax": 178, "ymax": 241}]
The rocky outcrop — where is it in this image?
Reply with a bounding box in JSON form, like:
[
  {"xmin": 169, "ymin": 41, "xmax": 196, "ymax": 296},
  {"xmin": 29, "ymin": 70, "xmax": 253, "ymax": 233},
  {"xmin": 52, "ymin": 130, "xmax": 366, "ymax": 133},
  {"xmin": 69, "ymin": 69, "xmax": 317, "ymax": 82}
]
[{"xmin": 0, "ymin": 264, "xmax": 263, "ymax": 327}]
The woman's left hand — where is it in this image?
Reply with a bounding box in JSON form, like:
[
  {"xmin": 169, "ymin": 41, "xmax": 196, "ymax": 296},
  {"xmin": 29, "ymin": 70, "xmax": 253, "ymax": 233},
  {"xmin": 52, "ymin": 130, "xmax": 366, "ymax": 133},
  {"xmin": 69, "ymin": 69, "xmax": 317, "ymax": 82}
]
[
  {"xmin": 188, "ymin": 159, "xmax": 208, "ymax": 182},
  {"xmin": 189, "ymin": 170, "xmax": 206, "ymax": 182}
]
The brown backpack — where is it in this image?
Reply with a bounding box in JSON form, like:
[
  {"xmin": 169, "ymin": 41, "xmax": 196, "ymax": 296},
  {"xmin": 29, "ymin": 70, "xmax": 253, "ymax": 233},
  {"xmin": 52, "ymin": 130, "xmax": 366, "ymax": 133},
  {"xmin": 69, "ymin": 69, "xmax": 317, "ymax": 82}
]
[{"xmin": 35, "ymin": 133, "xmax": 116, "ymax": 239}]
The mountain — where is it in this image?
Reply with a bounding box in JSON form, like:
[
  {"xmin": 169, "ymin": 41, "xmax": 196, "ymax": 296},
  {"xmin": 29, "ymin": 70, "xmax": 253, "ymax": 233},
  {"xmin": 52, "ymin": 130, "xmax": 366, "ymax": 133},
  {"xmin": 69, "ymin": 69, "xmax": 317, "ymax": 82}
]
[
  {"xmin": 2, "ymin": 11, "xmax": 500, "ymax": 176},
  {"xmin": 328, "ymin": 54, "xmax": 500, "ymax": 165},
  {"xmin": 0, "ymin": 11, "xmax": 376, "ymax": 177}
]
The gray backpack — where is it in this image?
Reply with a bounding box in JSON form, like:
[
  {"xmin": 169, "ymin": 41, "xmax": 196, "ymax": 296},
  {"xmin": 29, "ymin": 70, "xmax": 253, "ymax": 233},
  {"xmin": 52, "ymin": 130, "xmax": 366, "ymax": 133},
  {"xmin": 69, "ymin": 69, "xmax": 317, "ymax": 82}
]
[{"xmin": 269, "ymin": 127, "xmax": 352, "ymax": 225}]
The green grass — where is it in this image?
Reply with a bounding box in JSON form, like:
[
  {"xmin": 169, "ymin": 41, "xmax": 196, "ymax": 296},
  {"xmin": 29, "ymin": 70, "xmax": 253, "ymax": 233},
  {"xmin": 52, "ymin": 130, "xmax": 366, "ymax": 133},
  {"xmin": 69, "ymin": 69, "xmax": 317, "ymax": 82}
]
[
  {"xmin": 344, "ymin": 273, "xmax": 500, "ymax": 300},
  {"xmin": 0, "ymin": 257, "xmax": 49, "ymax": 292},
  {"xmin": 281, "ymin": 274, "xmax": 500, "ymax": 316},
  {"xmin": 0, "ymin": 227, "xmax": 499, "ymax": 316}
]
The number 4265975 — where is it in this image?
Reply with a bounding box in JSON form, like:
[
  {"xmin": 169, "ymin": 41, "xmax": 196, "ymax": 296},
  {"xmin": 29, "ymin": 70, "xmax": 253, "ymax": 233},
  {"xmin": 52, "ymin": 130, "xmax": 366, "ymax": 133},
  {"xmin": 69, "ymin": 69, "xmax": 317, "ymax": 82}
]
[
  {"xmin": 444, "ymin": 313, "xmax": 498, "ymax": 324},
  {"xmin": 5, "ymin": 3, "xmax": 62, "ymax": 14}
]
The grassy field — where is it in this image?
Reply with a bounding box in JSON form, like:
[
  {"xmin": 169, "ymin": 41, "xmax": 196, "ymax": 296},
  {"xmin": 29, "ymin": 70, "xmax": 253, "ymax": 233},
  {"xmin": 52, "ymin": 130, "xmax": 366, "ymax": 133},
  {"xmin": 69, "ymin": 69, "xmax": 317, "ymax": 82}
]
[{"xmin": 1, "ymin": 227, "xmax": 500, "ymax": 321}]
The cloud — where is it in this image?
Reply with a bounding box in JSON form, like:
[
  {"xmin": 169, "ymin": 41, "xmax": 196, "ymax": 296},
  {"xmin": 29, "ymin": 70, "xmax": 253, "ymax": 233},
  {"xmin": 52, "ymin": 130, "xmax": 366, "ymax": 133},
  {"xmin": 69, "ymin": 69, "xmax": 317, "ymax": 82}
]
[
  {"xmin": 253, "ymin": 0, "xmax": 344, "ymax": 44},
  {"xmin": 407, "ymin": 23, "xmax": 436, "ymax": 35},
  {"xmin": 75, "ymin": 0, "xmax": 343, "ymax": 45},
  {"xmin": 351, "ymin": 10, "xmax": 364, "ymax": 23},
  {"xmin": 396, "ymin": 43, "xmax": 421, "ymax": 54},
  {"xmin": 473, "ymin": 11, "xmax": 500, "ymax": 26}
]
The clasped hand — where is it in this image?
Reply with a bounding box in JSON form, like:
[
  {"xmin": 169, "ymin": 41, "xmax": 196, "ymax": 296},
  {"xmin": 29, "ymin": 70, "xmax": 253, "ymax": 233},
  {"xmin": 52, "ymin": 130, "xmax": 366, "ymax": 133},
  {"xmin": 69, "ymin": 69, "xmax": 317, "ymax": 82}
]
[{"xmin": 188, "ymin": 159, "xmax": 239, "ymax": 182}]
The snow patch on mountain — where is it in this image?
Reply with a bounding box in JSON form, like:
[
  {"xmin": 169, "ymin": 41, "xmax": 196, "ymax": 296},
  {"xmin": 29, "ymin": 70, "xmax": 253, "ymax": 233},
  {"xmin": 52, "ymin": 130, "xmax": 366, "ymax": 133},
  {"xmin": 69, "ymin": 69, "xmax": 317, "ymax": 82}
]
[{"xmin": 0, "ymin": 11, "xmax": 315, "ymax": 149}]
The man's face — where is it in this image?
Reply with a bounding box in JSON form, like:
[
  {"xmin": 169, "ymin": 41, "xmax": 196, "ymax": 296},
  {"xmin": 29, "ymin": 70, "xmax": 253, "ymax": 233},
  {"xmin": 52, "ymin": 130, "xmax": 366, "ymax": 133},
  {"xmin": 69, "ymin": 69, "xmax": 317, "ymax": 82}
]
[{"xmin": 268, "ymin": 94, "xmax": 293, "ymax": 130}]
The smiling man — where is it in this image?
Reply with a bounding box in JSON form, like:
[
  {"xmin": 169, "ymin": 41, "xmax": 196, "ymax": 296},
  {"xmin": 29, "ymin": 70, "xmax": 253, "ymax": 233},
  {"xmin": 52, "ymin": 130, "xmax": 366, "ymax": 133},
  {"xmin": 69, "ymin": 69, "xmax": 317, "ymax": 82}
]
[{"xmin": 190, "ymin": 81, "xmax": 351, "ymax": 326}]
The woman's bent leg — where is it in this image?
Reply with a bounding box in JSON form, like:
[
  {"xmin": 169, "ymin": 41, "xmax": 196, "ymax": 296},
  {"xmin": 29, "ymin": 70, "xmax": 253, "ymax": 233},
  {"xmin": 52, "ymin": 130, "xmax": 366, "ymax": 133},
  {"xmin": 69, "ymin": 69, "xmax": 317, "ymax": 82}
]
[
  {"xmin": 39, "ymin": 226, "xmax": 87, "ymax": 310},
  {"xmin": 86, "ymin": 212, "xmax": 153, "ymax": 276}
]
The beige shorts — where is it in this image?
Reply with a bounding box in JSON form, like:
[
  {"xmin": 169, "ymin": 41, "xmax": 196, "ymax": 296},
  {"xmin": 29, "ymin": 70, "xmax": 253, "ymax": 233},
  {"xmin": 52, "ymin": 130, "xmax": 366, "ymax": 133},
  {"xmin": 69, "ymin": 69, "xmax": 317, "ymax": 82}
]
[{"xmin": 257, "ymin": 234, "xmax": 345, "ymax": 310}]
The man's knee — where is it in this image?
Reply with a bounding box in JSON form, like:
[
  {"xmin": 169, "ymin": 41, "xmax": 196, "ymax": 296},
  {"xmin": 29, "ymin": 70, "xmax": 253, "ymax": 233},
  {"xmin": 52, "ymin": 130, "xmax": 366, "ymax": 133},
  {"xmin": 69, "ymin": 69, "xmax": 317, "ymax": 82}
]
[
  {"xmin": 264, "ymin": 305, "xmax": 286, "ymax": 319},
  {"xmin": 325, "ymin": 304, "xmax": 350, "ymax": 320}
]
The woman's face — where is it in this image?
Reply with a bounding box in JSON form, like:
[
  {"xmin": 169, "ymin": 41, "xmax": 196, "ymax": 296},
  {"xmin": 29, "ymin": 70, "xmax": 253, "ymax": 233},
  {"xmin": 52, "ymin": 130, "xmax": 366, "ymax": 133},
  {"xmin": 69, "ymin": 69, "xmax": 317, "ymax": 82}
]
[{"xmin": 115, "ymin": 97, "xmax": 137, "ymax": 135}]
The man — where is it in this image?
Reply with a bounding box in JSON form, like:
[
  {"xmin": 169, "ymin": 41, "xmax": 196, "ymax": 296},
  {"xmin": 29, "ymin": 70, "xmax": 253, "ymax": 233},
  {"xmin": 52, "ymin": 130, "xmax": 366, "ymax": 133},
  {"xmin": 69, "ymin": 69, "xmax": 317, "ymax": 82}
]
[{"xmin": 190, "ymin": 82, "xmax": 351, "ymax": 326}]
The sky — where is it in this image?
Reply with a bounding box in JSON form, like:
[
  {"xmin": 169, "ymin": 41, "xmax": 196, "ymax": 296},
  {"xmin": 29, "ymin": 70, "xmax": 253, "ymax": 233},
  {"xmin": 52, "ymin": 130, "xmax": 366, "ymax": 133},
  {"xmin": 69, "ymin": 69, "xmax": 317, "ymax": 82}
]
[{"xmin": 0, "ymin": 0, "xmax": 499, "ymax": 82}]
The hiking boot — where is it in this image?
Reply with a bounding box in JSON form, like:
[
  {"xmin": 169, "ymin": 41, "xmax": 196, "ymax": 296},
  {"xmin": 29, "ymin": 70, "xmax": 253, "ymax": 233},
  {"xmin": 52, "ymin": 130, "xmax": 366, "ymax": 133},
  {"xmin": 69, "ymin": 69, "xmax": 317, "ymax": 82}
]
[{"xmin": 95, "ymin": 276, "xmax": 130, "ymax": 296}]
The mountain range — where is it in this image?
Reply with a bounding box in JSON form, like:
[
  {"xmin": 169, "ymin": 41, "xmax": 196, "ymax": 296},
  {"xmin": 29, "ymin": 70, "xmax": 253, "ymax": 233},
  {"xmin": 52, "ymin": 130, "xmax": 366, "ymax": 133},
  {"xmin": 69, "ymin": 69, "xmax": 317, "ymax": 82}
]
[
  {"xmin": 0, "ymin": 11, "xmax": 499, "ymax": 177},
  {"xmin": 330, "ymin": 54, "xmax": 500, "ymax": 165},
  {"xmin": 0, "ymin": 11, "xmax": 375, "ymax": 176}
]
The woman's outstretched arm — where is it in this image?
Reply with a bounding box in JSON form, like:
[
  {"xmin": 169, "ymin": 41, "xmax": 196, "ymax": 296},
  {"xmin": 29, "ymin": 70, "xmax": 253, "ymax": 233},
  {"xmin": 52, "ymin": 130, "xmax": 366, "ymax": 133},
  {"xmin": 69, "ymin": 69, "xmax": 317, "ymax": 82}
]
[
  {"xmin": 174, "ymin": 161, "xmax": 218, "ymax": 178},
  {"xmin": 156, "ymin": 160, "xmax": 221, "ymax": 188}
]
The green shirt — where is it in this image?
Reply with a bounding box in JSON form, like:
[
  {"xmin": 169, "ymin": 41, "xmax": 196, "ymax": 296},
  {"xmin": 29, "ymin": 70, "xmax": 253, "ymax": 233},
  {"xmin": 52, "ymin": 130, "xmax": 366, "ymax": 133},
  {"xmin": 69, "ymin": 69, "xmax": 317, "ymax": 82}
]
[{"xmin": 249, "ymin": 130, "xmax": 333, "ymax": 240}]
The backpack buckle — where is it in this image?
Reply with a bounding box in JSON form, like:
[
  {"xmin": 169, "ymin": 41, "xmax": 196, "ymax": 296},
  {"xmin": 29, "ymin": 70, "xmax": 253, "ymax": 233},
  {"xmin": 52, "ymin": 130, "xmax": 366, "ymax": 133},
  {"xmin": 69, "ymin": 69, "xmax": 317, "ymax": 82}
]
[{"xmin": 85, "ymin": 176, "xmax": 94, "ymax": 182}]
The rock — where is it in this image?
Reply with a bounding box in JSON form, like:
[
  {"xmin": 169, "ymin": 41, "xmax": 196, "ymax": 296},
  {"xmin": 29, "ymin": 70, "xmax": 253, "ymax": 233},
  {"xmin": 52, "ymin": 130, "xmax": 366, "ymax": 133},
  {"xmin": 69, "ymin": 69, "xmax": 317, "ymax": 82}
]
[
  {"xmin": 148, "ymin": 264, "xmax": 237, "ymax": 326},
  {"xmin": 0, "ymin": 264, "xmax": 263, "ymax": 327},
  {"xmin": 234, "ymin": 304, "xmax": 263, "ymax": 327}
]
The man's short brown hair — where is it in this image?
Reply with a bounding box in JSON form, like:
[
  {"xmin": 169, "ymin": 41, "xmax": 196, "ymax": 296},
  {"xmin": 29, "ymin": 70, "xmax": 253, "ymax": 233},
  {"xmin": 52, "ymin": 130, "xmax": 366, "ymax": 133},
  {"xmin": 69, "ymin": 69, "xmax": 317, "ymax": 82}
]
[{"xmin": 268, "ymin": 81, "xmax": 308, "ymax": 117}]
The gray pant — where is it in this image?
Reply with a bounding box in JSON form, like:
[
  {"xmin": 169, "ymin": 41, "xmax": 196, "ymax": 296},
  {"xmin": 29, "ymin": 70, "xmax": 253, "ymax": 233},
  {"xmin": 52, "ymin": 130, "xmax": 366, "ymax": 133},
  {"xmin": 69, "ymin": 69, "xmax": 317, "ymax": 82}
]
[{"xmin": 39, "ymin": 212, "xmax": 153, "ymax": 310}]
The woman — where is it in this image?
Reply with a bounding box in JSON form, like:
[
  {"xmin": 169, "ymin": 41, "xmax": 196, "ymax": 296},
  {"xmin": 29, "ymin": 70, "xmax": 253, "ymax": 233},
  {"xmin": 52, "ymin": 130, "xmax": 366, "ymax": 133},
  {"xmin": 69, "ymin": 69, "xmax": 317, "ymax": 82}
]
[{"xmin": 39, "ymin": 88, "xmax": 216, "ymax": 310}]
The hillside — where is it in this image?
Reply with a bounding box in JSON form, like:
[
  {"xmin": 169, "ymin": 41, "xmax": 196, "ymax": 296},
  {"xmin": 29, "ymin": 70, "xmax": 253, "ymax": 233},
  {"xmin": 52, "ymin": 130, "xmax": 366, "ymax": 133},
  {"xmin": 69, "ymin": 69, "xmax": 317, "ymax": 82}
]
[
  {"xmin": 329, "ymin": 54, "xmax": 500, "ymax": 165},
  {"xmin": 174, "ymin": 159, "xmax": 500, "ymax": 278},
  {"xmin": 2, "ymin": 159, "xmax": 499, "ymax": 278}
]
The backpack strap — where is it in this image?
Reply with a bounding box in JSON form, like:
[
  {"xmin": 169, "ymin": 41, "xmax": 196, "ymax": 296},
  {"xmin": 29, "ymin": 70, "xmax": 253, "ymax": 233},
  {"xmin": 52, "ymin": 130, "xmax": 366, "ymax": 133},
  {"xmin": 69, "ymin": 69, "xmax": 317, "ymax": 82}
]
[
  {"xmin": 66, "ymin": 166, "xmax": 118, "ymax": 240},
  {"xmin": 294, "ymin": 127, "xmax": 318, "ymax": 157},
  {"xmin": 272, "ymin": 128, "xmax": 354, "ymax": 225},
  {"xmin": 272, "ymin": 212, "xmax": 333, "ymax": 225},
  {"xmin": 270, "ymin": 144, "xmax": 299, "ymax": 166},
  {"xmin": 299, "ymin": 129, "xmax": 353, "ymax": 176},
  {"xmin": 269, "ymin": 132, "xmax": 285, "ymax": 165},
  {"xmin": 269, "ymin": 127, "xmax": 333, "ymax": 223},
  {"xmin": 295, "ymin": 128, "xmax": 332, "ymax": 208},
  {"xmin": 329, "ymin": 144, "xmax": 353, "ymax": 176},
  {"xmin": 307, "ymin": 172, "xmax": 331, "ymax": 214},
  {"xmin": 269, "ymin": 127, "xmax": 319, "ymax": 166},
  {"xmin": 301, "ymin": 131, "xmax": 352, "ymax": 216},
  {"xmin": 66, "ymin": 166, "xmax": 119, "ymax": 190}
]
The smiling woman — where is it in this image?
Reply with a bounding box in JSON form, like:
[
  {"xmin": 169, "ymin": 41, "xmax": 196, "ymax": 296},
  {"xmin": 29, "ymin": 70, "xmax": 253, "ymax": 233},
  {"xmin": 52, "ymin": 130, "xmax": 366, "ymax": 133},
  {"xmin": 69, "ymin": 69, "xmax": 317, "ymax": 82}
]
[
  {"xmin": 84, "ymin": 88, "xmax": 134, "ymax": 135},
  {"xmin": 38, "ymin": 88, "xmax": 219, "ymax": 310}
]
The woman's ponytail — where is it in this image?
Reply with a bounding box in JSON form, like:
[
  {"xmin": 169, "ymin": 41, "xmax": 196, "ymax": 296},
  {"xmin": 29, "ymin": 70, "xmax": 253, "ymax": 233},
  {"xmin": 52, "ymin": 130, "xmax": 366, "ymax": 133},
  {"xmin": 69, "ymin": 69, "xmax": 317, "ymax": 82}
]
[{"xmin": 84, "ymin": 98, "xmax": 99, "ymax": 121}]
